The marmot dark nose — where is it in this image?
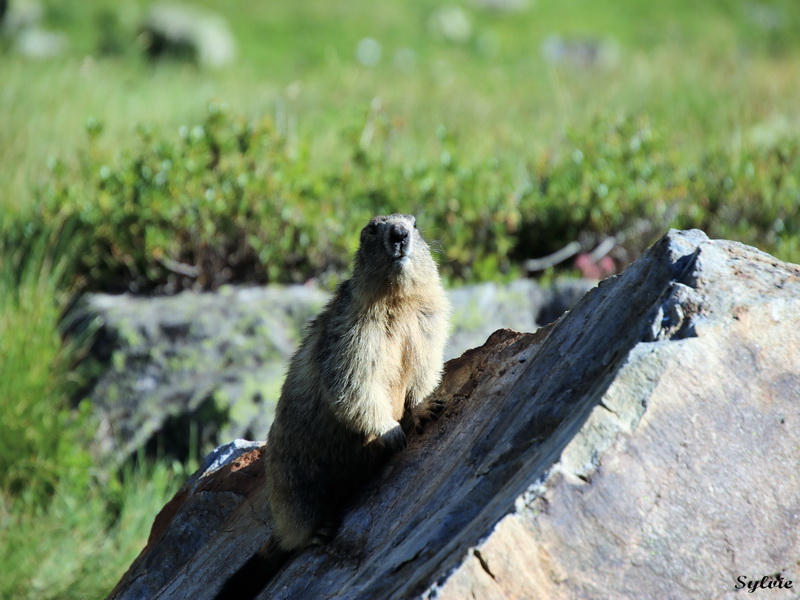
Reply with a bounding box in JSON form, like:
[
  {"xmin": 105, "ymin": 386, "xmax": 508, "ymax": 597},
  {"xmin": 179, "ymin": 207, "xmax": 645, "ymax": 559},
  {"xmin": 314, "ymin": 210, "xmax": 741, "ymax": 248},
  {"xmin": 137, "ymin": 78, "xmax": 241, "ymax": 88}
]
[
  {"xmin": 387, "ymin": 222, "xmax": 412, "ymax": 259},
  {"xmin": 389, "ymin": 224, "xmax": 410, "ymax": 245}
]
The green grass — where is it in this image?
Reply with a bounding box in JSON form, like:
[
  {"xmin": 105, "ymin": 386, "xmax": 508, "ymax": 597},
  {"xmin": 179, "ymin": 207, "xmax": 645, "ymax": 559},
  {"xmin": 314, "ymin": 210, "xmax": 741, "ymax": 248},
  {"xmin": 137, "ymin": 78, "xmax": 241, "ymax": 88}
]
[
  {"xmin": 2, "ymin": 0, "xmax": 800, "ymax": 597},
  {"xmin": 1, "ymin": 457, "xmax": 184, "ymax": 600},
  {"xmin": 0, "ymin": 218, "xmax": 84, "ymax": 499},
  {"xmin": 5, "ymin": 0, "xmax": 800, "ymax": 214},
  {"xmin": 0, "ymin": 222, "xmax": 188, "ymax": 599}
]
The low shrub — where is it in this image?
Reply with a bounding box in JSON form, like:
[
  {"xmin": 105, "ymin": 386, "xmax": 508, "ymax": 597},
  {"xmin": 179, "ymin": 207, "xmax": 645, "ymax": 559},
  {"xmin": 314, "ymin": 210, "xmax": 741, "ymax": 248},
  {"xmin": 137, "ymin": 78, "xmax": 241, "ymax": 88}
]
[
  {"xmin": 681, "ymin": 141, "xmax": 800, "ymax": 255},
  {"xmin": 516, "ymin": 115, "xmax": 682, "ymax": 260},
  {"xmin": 29, "ymin": 106, "xmax": 800, "ymax": 294},
  {"xmin": 34, "ymin": 103, "xmax": 523, "ymax": 292}
]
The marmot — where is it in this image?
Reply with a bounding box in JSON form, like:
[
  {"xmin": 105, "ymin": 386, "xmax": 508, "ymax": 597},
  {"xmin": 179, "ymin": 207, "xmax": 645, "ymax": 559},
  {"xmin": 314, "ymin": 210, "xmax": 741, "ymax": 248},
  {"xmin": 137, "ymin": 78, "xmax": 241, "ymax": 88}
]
[
  {"xmin": 216, "ymin": 214, "xmax": 450, "ymax": 599},
  {"xmin": 266, "ymin": 212, "xmax": 451, "ymax": 550}
]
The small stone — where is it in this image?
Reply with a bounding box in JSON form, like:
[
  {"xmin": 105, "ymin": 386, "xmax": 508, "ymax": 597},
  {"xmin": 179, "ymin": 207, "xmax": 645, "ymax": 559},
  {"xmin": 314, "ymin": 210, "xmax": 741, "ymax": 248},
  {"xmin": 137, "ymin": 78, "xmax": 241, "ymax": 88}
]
[
  {"xmin": 356, "ymin": 37, "xmax": 382, "ymax": 67},
  {"xmin": 13, "ymin": 27, "xmax": 67, "ymax": 58},
  {"xmin": 428, "ymin": 6, "xmax": 472, "ymax": 43}
]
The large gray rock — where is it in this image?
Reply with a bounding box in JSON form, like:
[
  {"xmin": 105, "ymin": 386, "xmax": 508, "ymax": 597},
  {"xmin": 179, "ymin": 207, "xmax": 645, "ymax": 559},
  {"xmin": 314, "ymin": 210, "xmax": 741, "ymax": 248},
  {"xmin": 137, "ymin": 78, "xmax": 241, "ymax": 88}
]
[
  {"xmin": 77, "ymin": 279, "xmax": 593, "ymax": 467},
  {"xmin": 75, "ymin": 285, "xmax": 327, "ymax": 467},
  {"xmin": 448, "ymin": 278, "xmax": 593, "ymax": 356},
  {"xmin": 107, "ymin": 230, "xmax": 800, "ymax": 599}
]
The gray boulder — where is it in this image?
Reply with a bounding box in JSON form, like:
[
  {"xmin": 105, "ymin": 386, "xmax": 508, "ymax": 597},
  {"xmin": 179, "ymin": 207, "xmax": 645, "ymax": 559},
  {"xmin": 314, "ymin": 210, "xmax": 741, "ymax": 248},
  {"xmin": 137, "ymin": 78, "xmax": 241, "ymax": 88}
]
[
  {"xmin": 76, "ymin": 279, "xmax": 593, "ymax": 468},
  {"xmin": 13, "ymin": 26, "xmax": 66, "ymax": 57},
  {"xmin": 428, "ymin": 6, "xmax": 472, "ymax": 43},
  {"xmin": 140, "ymin": 3, "xmax": 236, "ymax": 68},
  {"xmin": 1, "ymin": 0, "xmax": 67, "ymax": 58},
  {"xmin": 448, "ymin": 278, "xmax": 594, "ymax": 356},
  {"xmin": 75, "ymin": 285, "xmax": 327, "ymax": 467},
  {"xmin": 107, "ymin": 230, "xmax": 800, "ymax": 599}
]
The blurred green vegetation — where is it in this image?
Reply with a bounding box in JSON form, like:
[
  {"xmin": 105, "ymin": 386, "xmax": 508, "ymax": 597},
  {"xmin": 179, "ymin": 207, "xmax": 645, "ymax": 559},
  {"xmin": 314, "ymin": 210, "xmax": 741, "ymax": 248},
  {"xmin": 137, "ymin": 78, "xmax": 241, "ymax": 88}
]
[
  {"xmin": 0, "ymin": 220, "xmax": 191, "ymax": 600},
  {"xmin": 31, "ymin": 107, "xmax": 800, "ymax": 294},
  {"xmin": 2, "ymin": 0, "xmax": 799, "ymax": 597}
]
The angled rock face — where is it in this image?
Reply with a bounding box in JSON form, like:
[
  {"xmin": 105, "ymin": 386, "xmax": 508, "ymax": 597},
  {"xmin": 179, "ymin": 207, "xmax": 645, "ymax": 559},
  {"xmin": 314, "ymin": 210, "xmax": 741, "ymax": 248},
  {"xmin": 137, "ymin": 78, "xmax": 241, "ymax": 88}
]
[{"xmin": 107, "ymin": 230, "xmax": 800, "ymax": 600}]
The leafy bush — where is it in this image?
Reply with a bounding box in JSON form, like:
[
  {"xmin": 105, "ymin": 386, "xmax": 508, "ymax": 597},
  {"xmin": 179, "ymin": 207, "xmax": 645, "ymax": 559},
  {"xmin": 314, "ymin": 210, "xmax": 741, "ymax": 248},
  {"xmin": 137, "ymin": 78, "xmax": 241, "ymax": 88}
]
[
  {"xmin": 680, "ymin": 141, "xmax": 800, "ymax": 256},
  {"xmin": 35, "ymin": 103, "xmax": 523, "ymax": 292},
  {"xmin": 516, "ymin": 115, "xmax": 682, "ymax": 260},
  {"xmin": 30, "ymin": 106, "xmax": 800, "ymax": 295},
  {"xmin": 38, "ymin": 105, "xmax": 349, "ymax": 293}
]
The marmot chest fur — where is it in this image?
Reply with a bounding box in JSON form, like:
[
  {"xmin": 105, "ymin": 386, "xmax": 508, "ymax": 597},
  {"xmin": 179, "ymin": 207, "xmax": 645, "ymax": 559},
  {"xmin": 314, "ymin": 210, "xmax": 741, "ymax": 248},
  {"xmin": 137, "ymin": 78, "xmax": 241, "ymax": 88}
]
[{"xmin": 265, "ymin": 213, "xmax": 451, "ymax": 551}]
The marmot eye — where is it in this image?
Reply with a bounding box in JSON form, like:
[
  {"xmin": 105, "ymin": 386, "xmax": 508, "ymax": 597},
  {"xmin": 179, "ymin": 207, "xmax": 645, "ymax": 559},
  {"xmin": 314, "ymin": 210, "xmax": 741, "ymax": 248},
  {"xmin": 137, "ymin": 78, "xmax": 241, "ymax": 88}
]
[{"xmin": 412, "ymin": 217, "xmax": 417, "ymax": 229}]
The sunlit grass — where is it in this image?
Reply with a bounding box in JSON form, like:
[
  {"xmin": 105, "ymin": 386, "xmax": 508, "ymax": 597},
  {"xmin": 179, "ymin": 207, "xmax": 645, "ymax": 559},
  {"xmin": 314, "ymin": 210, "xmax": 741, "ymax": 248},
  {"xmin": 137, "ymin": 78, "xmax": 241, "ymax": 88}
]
[
  {"xmin": 0, "ymin": 222, "xmax": 186, "ymax": 599},
  {"xmin": 1, "ymin": 455, "xmax": 186, "ymax": 600},
  {"xmin": 4, "ymin": 0, "xmax": 800, "ymax": 213}
]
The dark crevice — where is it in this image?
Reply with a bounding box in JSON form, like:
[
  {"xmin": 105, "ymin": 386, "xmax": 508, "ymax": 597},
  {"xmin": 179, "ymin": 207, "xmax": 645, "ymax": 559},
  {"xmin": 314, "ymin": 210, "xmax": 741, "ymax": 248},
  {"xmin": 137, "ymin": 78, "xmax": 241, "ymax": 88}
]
[
  {"xmin": 391, "ymin": 547, "xmax": 424, "ymax": 575},
  {"xmin": 597, "ymin": 400, "xmax": 616, "ymax": 414},
  {"xmin": 473, "ymin": 548, "xmax": 496, "ymax": 581}
]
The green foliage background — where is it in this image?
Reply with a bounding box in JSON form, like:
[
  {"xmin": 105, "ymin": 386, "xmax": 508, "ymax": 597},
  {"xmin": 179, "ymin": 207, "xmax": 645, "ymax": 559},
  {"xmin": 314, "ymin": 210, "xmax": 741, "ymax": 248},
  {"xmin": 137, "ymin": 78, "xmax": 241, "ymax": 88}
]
[{"xmin": 1, "ymin": 0, "xmax": 799, "ymax": 597}]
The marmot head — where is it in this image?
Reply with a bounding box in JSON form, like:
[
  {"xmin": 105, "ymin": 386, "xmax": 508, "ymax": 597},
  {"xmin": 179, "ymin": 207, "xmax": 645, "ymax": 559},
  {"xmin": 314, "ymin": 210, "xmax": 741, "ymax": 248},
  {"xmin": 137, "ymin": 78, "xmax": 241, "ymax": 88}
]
[{"xmin": 353, "ymin": 214, "xmax": 438, "ymax": 294}]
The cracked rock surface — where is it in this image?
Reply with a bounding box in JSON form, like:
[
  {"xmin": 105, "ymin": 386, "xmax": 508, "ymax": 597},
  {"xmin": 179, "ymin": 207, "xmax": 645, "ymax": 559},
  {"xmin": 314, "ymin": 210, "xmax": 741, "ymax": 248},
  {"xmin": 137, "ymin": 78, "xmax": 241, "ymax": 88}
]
[{"xmin": 108, "ymin": 230, "xmax": 800, "ymax": 600}]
